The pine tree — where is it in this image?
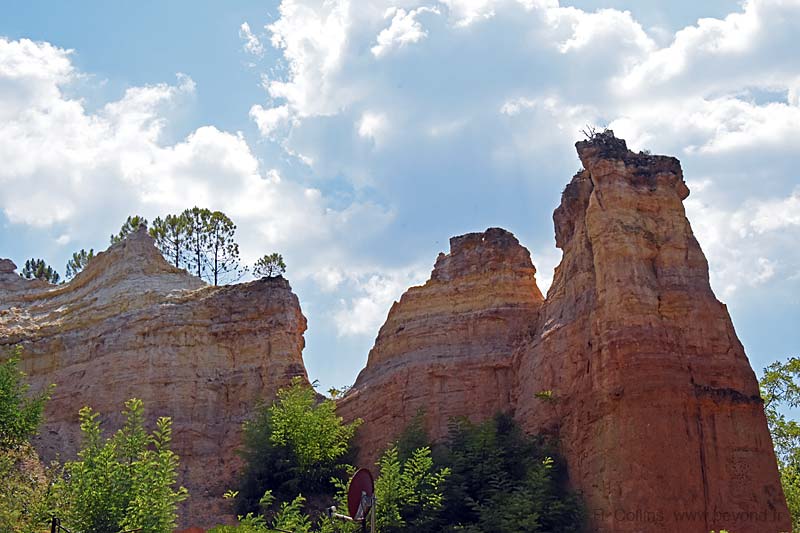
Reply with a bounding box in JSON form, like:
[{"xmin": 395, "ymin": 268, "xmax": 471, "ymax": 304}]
[
  {"xmin": 19, "ymin": 259, "xmax": 60, "ymax": 284},
  {"xmin": 65, "ymin": 248, "xmax": 95, "ymax": 280},
  {"xmin": 110, "ymin": 215, "xmax": 148, "ymax": 244},
  {"xmin": 253, "ymin": 253, "xmax": 286, "ymax": 278},
  {"xmin": 150, "ymin": 214, "xmax": 187, "ymax": 268},
  {"xmin": 205, "ymin": 211, "xmax": 246, "ymax": 285}
]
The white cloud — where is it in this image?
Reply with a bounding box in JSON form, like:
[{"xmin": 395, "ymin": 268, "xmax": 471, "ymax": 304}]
[
  {"xmin": 239, "ymin": 22, "xmax": 265, "ymax": 56},
  {"xmin": 333, "ymin": 265, "xmax": 429, "ymax": 336},
  {"xmin": 685, "ymin": 187, "xmax": 800, "ymax": 299},
  {"xmin": 371, "ymin": 6, "xmax": 440, "ymax": 57},
  {"xmin": 0, "ymin": 36, "xmax": 393, "ymax": 280},
  {"xmin": 246, "ymin": 0, "xmax": 800, "ymax": 324},
  {"xmin": 357, "ymin": 111, "xmax": 388, "ymax": 143},
  {"xmin": 264, "ymin": 0, "xmax": 352, "ymax": 117},
  {"xmin": 750, "ymin": 189, "xmax": 800, "ymax": 233},
  {"xmin": 249, "ymin": 104, "xmax": 291, "ymax": 137}
]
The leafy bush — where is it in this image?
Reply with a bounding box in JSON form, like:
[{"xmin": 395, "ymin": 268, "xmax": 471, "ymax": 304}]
[
  {"xmin": 56, "ymin": 398, "xmax": 188, "ymax": 533},
  {"xmin": 437, "ymin": 413, "xmax": 583, "ymax": 532},
  {"xmin": 374, "ymin": 446, "xmax": 449, "ymax": 532},
  {"xmin": 237, "ymin": 377, "xmax": 361, "ymax": 516},
  {"xmin": 0, "ymin": 346, "xmax": 52, "ymax": 450},
  {"xmin": 0, "ymin": 347, "xmax": 56, "ymax": 532},
  {"xmin": 761, "ymin": 356, "xmax": 800, "ymax": 530}
]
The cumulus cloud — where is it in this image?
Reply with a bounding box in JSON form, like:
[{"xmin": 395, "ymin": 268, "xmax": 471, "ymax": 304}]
[
  {"xmin": 371, "ymin": 6, "xmax": 441, "ymax": 57},
  {"xmin": 246, "ymin": 0, "xmax": 800, "ymax": 322},
  {"xmin": 249, "ymin": 104, "xmax": 291, "ymax": 137},
  {"xmin": 333, "ymin": 265, "xmax": 429, "ymax": 336},
  {"xmin": 0, "ymin": 36, "xmax": 392, "ymax": 279}
]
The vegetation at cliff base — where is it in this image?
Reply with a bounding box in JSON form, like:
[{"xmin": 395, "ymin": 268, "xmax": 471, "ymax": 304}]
[
  {"xmin": 1, "ymin": 349, "xmax": 187, "ymax": 533},
  {"xmin": 224, "ymin": 379, "xmax": 582, "ymax": 533},
  {"xmin": 761, "ymin": 356, "xmax": 800, "ymax": 530},
  {"xmin": 55, "ymin": 398, "xmax": 188, "ymax": 533},
  {"xmin": 0, "ymin": 346, "xmax": 51, "ymax": 450},
  {"xmin": 0, "ymin": 346, "xmax": 56, "ymax": 532},
  {"xmin": 236, "ymin": 377, "xmax": 362, "ymax": 515}
]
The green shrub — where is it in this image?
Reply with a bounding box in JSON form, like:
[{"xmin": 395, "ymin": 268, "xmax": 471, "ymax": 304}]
[
  {"xmin": 0, "ymin": 346, "xmax": 52, "ymax": 450},
  {"xmin": 437, "ymin": 413, "xmax": 583, "ymax": 532},
  {"xmin": 56, "ymin": 398, "xmax": 188, "ymax": 533},
  {"xmin": 236, "ymin": 377, "xmax": 361, "ymax": 516}
]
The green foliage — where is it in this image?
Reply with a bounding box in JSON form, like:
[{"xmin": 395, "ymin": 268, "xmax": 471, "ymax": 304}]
[
  {"xmin": 56, "ymin": 398, "xmax": 188, "ymax": 533},
  {"xmin": 0, "ymin": 346, "xmax": 52, "ymax": 450},
  {"xmin": 0, "ymin": 346, "xmax": 55, "ymax": 532},
  {"xmin": 269, "ymin": 377, "xmax": 360, "ymax": 470},
  {"xmin": 237, "ymin": 377, "xmax": 361, "ymax": 516},
  {"xmin": 19, "ymin": 258, "xmax": 60, "ymax": 284},
  {"xmin": 182, "ymin": 206, "xmax": 212, "ymax": 280},
  {"xmin": 761, "ymin": 356, "xmax": 800, "ymax": 530},
  {"xmin": 0, "ymin": 444, "xmax": 59, "ymax": 532},
  {"xmin": 65, "ymin": 248, "xmax": 95, "ymax": 280},
  {"xmin": 375, "ymin": 446, "xmax": 449, "ymax": 532},
  {"xmin": 204, "ymin": 210, "xmax": 246, "ymax": 285},
  {"xmin": 150, "ymin": 213, "xmax": 187, "ymax": 268},
  {"xmin": 253, "ymin": 253, "xmax": 286, "ymax": 278},
  {"xmin": 149, "ymin": 207, "xmax": 245, "ymax": 285},
  {"xmin": 111, "ymin": 215, "xmax": 149, "ymax": 244},
  {"xmin": 437, "ymin": 413, "xmax": 583, "ymax": 532}
]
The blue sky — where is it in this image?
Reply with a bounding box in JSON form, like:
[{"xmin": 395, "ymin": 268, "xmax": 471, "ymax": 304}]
[{"xmin": 1, "ymin": 0, "xmax": 798, "ymax": 392}]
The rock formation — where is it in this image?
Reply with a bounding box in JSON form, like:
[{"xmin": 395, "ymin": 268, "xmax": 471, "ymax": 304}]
[
  {"xmin": 1, "ymin": 133, "xmax": 789, "ymax": 532},
  {"xmin": 0, "ymin": 227, "xmax": 308, "ymax": 528},
  {"xmin": 337, "ymin": 228, "xmax": 544, "ymax": 463},
  {"xmin": 340, "ymin": 133, "xmax": 790, "ymax": 532}
]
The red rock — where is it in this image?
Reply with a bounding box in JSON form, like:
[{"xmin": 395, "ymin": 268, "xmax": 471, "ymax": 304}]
[
  {"xmin": 0, "ymin": 227, "xmax": 309, "ymax": 528},
  {"xmin": 337, "ymin": 228, "xmax": 544, "ymax": 465},
  {"xmin": 340, "ymin": 133, "xmax": 790, "ymax": 532}
]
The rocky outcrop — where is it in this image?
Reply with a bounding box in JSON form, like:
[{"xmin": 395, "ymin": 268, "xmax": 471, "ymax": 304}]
[
  {"xmin": 340, "ymin": 133, "xmax": 789, "ymax": 532},
  {"xmin": 0, "ymin": 228, "xmax": 308, "ymax": 528},
  {"xmin": 337, "ymin": 228, "xmax": 544, "ymax": 464}
]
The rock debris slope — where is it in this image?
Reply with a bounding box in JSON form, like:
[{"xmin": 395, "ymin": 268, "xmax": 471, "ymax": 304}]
[
  {"xmin": 339, "ymin": 133, "xmax": 789, "ymax": 532},
  {"xmin": 0, "ymin": 227, "xmax": 308, "ymax": 528}
]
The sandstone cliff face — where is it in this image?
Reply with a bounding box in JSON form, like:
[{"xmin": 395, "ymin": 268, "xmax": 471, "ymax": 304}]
[
  {"xmin": 0, "ymin": 228, "xmax": 308, "ymax": 528},
  {"xmin": 337, "ymin": 228, "xmax": 544, "ymax": 464},
  {"xmin": 341, "ymin": 134, "xmax": 789, "ymax": 532}
]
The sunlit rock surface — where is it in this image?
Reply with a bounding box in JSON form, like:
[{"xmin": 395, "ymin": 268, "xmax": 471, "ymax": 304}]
[{"xmin": 0, "ymin": 228, "xmax": 308, "ymax": 528}]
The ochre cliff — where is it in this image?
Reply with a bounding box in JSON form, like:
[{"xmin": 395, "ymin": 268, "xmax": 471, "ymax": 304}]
[
  {"xmin": 337, "ymin": 228, "xmax": 544, "ymax": 464},
  {"xmin": 0, "ymin": 228, "xmax": 308, "ymax": 528},
  {"xmin": 340, "ymin": 133, "xmax": 789, "ymax": 532}
]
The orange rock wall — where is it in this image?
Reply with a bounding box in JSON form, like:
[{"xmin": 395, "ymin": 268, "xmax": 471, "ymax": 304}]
[
  {"xmin": 0, "ymin": 228, "xmax": 308, "ymax": 528},
  {"xmin": 340, "ymin": 135, "xmax": 790, "ymax": 532},
  {"xmin": 337, "ymin": 228, "xmax": 544, "ymax": 465}
]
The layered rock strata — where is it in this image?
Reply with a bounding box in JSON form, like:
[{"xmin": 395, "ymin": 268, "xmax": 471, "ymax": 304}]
[
  {"xmin": 0, "ymin": 228, "xmax": 308, "ymax": 528},
  {"xmin": 340, "ymin": 134, "xmax": 789, "ymax": 532},
  {"xmin": 337, "ymin": 228, "xmax": 545, "ymax": 464}
]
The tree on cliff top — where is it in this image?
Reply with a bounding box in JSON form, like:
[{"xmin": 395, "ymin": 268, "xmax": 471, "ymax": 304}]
[
  {"xmin": 65, "ymin": 248, "xmax": 95, "ymax": 280},
  {"xmin": 110, "ymin": 215, "xmax": 148, "ymax": 244},
  {"xmin": 152, "ymin": 207, "xmax": 245, "ymax": 285},
  {"xmin": 253, "ymin": 253, "xmax": 286, "ymax": 278},
  {"xmin": 19, "ymin": 258, "xmax": 60, "ymax": 284},
  {"xmin": 150, "ymin": 213, "xmax": 187, "ymax": 268},
  {"xmin": 204, "ymin": 210, "xmax": 247, "ymax": 285}
]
